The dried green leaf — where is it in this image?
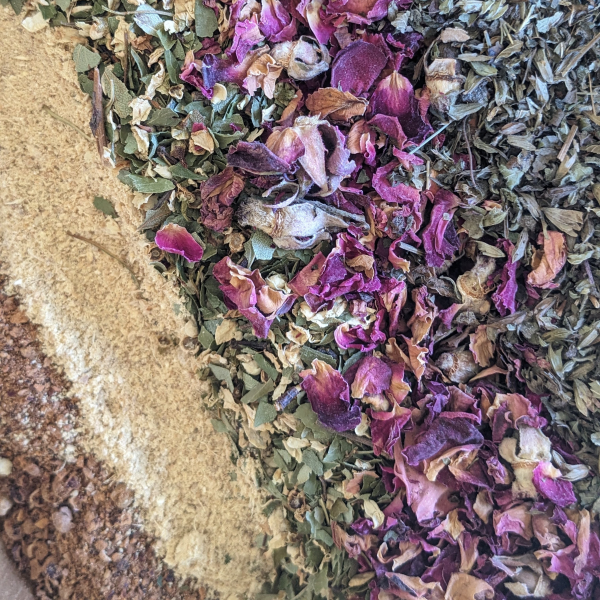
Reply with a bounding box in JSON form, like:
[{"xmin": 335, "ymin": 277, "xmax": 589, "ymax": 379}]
[{"xmin": 73, "ymin": 44, "xmax": 101, "ymax": 72}]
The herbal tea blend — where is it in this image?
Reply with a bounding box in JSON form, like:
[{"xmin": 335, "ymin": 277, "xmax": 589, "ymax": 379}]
[{"xmin": 5, "ymin": 0, "xmax": 600, "ymax": 598}]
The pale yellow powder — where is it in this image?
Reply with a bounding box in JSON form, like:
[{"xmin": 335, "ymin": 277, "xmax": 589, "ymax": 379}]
[{"xmin": 0, "ymin": 8, "xmax": 272, "ymax": 597}]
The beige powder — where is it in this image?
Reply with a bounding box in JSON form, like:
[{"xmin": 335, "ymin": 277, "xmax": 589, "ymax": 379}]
[{"xmin": 0, "ymin": 8, "xmax": 271, "ymax": 597}]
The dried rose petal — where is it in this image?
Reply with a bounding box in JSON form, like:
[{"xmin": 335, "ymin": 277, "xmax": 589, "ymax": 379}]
[
  {"xmin": 492, "ymin": 239, "xmax": 519, "ymax": 316},
  {"xmin": 229, "ymin": 14, "xmax": 263, "ymax": 62},
  {"xmin": 373, "ymin": 160, "xmax": 421, "ymax": 206},
  {"xmin": 259, "ymin": 0, "xmax": 297, "ymax": 42},
  {"xmin": 155, "ymin": 223, "xmax": 204, "ymax": 263},
  {"xmin": 330, "ymin": 40, "xmax": 387, "ymax": 95},
  {"xmin": 533, "ymin": 462, "xmax": 577, "ymax": 508},
  {"xmin": 288, "ymin": 252, "xmax": 326, "ymax": 296},
  {"xmin": 394, "ymin": 442, "xmax": 456, "ymax": 523},
  {"xmin": 403, "ymin": 416, "xmax": 484, "ymax": 466},
  {"xmin": 350, "ymin": 356, "xmax": 392, "ymax": 398},
  {"xmin": 200, "ymin": 167, "xmax": 244, "ymax": 232},
  {"xmin": 370, "ymin": 403, "xmax": 412, "ymax": 456},
  {"xmin": 421, "ymin": 188, "xmax": 461, "ymax": 268},
  {"xmin": 305, "ymin": 87, "xmax": 368, "ymax": 121},
  {"xmin": 527, "ymin": 231, "xmax": 566, "ymax": 289},
  {"xmin": 369, "ymin": 72, "xmax": 433, "ymax": 142},
  {"xmin": 445, "ymin": 573, "xmax": 494, "ymax": 600},
  {"xmin": 334, "ymin": 310, "xmax": 386, "ymax": 352},
  {"xmin": 213, "ymin": 257, "xmax": 295, "ymax": 338},
  {"xmin": 300, "ymin": 359, "xmax": 362, "ymax": 431},
  {"xmin": 327, "ymin": 0, "xmax": 390, "ymax": 23},
  {"xmin": 227, "ymin": 141, "xmax": 291, "ymax": 174}
]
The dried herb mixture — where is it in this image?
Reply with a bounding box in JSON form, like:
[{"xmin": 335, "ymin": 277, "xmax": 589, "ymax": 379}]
[{"xmin": 6, "ymin": 0, "xmax": 600, "ymax": 598}]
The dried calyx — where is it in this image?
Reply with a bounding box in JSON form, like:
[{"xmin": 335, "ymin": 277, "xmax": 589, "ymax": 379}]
[{"xmin": 237, "ymin": 198, "xmax": 365, "ymax": 249}]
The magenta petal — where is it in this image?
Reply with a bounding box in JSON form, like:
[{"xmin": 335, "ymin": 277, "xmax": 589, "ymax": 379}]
[
  {"xmin": 327, "ymin": 0, "xmax": 390, "ymax": 22},
  {"xmin": 330, "ymin": 41, "xmax": 387, "ymax": 95},
  {"xmin": 180, "ymin": 61, "xmax": 212, "ymax": 98},
  {"xmin": 369, "ymin": 72, "xmax": 433, "ymax": 142},
  {"xmin": 260, "ymin": 0, "xmax": 297, "ymax": 42},
  {"xmin": 533, "ymin": 462, "xmax": 577, "ymax": 508},
  {"xmin": 213, "ymin": 257, "xmax": 295, "ymax": 339},
  {"xmin": 288, "ymin": 252, "xmax": 326, "ymax": 296},
  {"xmin": 403, "ymin": 416, "xmax": 484, "ymax": 466},
  {"xmin": 155, "ymin": 223, "xmax": 204, "ymax": 263},
  {"xmin": 372, "ymin": 160, "xmax": 421, "ymax": 205},
  {"xmin": 422, "ymin": 189, "xmax": 461, "ymax": 268},
  {"xmin": 334, "ymin": 310, "xmax": 387, "ymax": 352},
  {"xmin": 368, "ymin": 114, "xmax": 407, "ymax": 149},
  {"xmin": 300, "ymin": 359, "xmax": 362, "ymax": 432},
  {"xmin": 229, "ymin": 15, "xmax": 263, "ymax": 62},
  {"xmin": 492, "ymin": 239, "xmax": 519, "ymax": 316},
  {"xmin": 227, "ymin": 141, "xmax": 291, "ymax": 174},
  {"xmin": 351, "ymin": 356, "xmax": 392, "ymax": 397},
  {"xmin": 370, "ymin": 406, "xmax": 412, "ymax": 456}
]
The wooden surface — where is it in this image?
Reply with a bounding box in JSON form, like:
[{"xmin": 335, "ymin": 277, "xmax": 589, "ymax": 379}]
[{"xmin": 0, "ymin": 541, "xmax": 33, "ymax": 600}]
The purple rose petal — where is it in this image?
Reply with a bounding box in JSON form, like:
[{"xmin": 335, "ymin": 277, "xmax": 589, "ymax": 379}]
[{"xmin": 155, "ymin": 223, "xmax": 204, "ymax": 263}]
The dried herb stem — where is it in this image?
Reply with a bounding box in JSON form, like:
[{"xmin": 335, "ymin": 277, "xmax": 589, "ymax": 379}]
[
  {"xmin": 66, "ymin": 232, "xmax": 141, "ymax": 288},
  {"xmin": 41, "ymin": 105, "xmax": 93, "ymax": 143},
  {"xmin": 557, "ymin": 124, "xmax": 578, "ymax": 162},
  {"xmin": 462, "ymin": 118, "xmax": 477, "ymax": 188},
  {"xmin": 327, "ymin": 430, "xmax": 374, "ymax": 448},
  {"xmin": 408, "ymin": 122, "xmax": 450, "ymax": 155},
  {"xmin": 274, "ymin": 385, "xmax": 302, "ymax": 411},
  {"xmin": 101, "ymin": 5, "xmax": 173, "ymax": 15}
]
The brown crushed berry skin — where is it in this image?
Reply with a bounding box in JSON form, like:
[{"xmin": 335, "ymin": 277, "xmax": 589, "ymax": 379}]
[{"xmin": 0, "ymin": 275, "xmax": 210, "ymax": 600}]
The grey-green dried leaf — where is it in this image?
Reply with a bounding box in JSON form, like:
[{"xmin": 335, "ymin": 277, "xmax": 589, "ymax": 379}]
[
  {"xmin": 209, "ymin": 364, "xmax": 234, "ymax": 392},
  {"xmin": 118, "ymin": 171, "xmax": 175, "ymax": 193},
  {"xmin": 73, "ymin": 44, "xmax": 101, "ymax": 72},
  {"xmin": 241, "ymin": 379, "xmax": 275, "ymax": 404},
  {"xmin": 476, "ymin": 241, "xmax": 505, "ymax": 257},
  {"xmin": 471, "ymin": 62, "xmax": 497, "ymax": 77},
  {"xmin": 93, "ymin": 195, "xmax": 117, "ymax": 218},
  {"xmin": 542, "ymin": 208, "xmax": 583, "ymax": 237},
  {"xmin": 146, "ymin": 108, "xmax": 182, "ymax": 127},
  {"xmin": 448, "ymin": 102, "xmax": 483, "ymax": 120},
  {"xmin": 195, "ymin": 0, "xmax": 218, "ymax": 37},
  {"xmin": 255, "ymin": 401, "xmax": 277, "ymax": 427},
  {"xmin": 302, "ymin": 449, "xmax": 324, "ymax": 476},
  {"xmin": 482, "ymin": 208, "xmax": 507, "ymax": 227},
  {"xmin": 134, "ymin": 4, "xmax": 164, "ymax": 36},
  {"xmin": 506, "ymin": 136, "xmax": 536, "ymax": 151},
  {"xmin": 573, "ymin": 380, "xmax": 591, "ymax": 417},
  {"xmin": 101, "ymin": 66, "xmax": 134, "ymax": 118},
  {"xmin": 251, "ymin": 230, "xmax": 276, "ymax": 261},
  {"xmin": 138, "ymin": 202, "xmax": 172, "ymax": 231}
]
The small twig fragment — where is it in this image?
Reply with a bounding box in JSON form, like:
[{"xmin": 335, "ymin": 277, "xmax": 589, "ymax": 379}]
[
  {"xmin": 41, "ymin": 105, "xmax": 93, "ymax": 142},
  {"xmin": 408, "ymin": 122, "xmax": 450, "ymax": 155},
  {"xmin": 275, "ymin": 385, "xmax": 302, "ymax": 411},
  {"xmin": 90, "ymin": 67, "xmax": 107, "ymax": 160},
  {"xmin": 66, "ymin": 232, "xmax": 141, "ymax": 288},
  {"xmin": 557, "ymin": 124, "xmax": 578, "ymax": 162},
  {"xmin": 462, "ymin": 118, "xmax": 477, "ymax": 188}
]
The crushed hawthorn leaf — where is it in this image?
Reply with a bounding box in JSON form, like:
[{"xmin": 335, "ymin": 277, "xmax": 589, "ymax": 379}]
[{"xmin": 11, "ymin": 0, "xmax": 600, "ymax": 598}]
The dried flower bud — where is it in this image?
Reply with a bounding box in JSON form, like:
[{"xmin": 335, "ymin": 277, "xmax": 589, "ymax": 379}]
[
  {"xmin": 436, "ymin": 350, "xmax": 480, "ymax": 383},
  {"xmin": 425, "ymin": 58, "xmax": 465, "ymax": 113},
  {"xmin": 271, "ymin": 36, "xmax": 330, "ymax": 81},
  {"xmin": 237, "ymin": 198, "xmax": 363, "ymax": 249}
]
